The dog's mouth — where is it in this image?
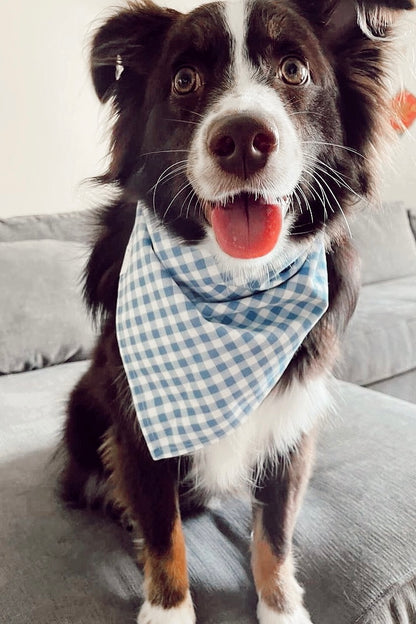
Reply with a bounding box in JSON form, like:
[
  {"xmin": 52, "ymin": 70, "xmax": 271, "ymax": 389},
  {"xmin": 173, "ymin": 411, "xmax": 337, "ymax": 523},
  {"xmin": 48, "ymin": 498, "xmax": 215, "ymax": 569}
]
[{"xmin": 204, "ymin": 193, "xmax": 284, "ymax": 259}]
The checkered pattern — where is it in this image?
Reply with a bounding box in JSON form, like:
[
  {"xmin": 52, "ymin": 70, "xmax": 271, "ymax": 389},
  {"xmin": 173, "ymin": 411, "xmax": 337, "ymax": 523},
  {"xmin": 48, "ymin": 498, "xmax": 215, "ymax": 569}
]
[{"xmin": 116, "ymin": 203, "xmax": 328, "ymax": 460}]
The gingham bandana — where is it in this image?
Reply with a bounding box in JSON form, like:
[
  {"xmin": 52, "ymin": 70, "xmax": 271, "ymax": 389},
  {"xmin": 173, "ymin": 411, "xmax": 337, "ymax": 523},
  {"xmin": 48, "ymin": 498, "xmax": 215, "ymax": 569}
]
[{"xmin": 116, "ymin": 203, "xmax": 328, "ymax": 460}]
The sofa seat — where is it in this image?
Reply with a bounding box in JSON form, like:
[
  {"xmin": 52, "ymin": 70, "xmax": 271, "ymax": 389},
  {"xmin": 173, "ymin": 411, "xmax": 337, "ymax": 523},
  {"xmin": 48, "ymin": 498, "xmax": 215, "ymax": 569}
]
[
  {"xmin": 340, "ymin": 275, "xmax": 416, "ymax": 391},
  {"xmin": 1, "ymin": 361, "xmax": 415, "ymax": 624}
]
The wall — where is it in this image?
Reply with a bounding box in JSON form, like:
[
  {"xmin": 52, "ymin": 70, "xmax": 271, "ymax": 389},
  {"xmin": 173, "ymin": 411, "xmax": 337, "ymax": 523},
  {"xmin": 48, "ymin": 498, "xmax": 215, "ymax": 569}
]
[
  {"xmin": 1, "ymin": 0, "xmax": 117, "ymax": 218},
  {"xmin": 382, "ymin": 12, "xmax": 416, "ymax": 206},
  {"xmin": 1, "ymin": 1, "xmax": 415, "ymax": 218}
]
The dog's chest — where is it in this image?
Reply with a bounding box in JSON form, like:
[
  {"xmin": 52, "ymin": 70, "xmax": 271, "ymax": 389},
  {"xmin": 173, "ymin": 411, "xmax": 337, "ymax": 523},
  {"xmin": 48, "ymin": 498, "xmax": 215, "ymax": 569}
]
[{"xmin": 190, "ymin": 374, "xmax": 331, "ymax": 496}]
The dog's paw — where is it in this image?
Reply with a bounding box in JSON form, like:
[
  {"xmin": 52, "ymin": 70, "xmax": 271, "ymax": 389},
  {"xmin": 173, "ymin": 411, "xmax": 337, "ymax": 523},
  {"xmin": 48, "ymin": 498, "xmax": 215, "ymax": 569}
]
[
  {"xmin": 257, "ymin": 599, "xmax": 313, "ymax": 624},
  {"xmin": 137, "ymin": 591, "xmax": 196, "ymax": 624}
]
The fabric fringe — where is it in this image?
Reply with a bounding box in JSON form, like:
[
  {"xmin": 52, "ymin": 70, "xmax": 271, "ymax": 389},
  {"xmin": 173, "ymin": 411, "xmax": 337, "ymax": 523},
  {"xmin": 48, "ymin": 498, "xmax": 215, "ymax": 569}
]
[{"xmin": 361, "ymin": 577, "xmax": 416, "ymax": 624}]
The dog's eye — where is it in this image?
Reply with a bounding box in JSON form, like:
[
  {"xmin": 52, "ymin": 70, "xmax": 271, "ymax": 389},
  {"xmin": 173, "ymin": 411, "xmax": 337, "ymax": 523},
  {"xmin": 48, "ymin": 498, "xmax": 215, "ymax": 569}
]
[
  {"xmin": 173, "ymin": 67, "xmax": 201, "ymax": 95},
  {"xmin": 279, "ymin": 57, "xmax": 310, "ymax": 86}
]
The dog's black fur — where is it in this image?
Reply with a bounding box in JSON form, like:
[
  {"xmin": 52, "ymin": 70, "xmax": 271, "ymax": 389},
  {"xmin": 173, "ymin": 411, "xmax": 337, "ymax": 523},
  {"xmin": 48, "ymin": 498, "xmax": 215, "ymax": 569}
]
[{"xmin": 60, "ymin": 1, "xmax": 414, "ymax": 621}]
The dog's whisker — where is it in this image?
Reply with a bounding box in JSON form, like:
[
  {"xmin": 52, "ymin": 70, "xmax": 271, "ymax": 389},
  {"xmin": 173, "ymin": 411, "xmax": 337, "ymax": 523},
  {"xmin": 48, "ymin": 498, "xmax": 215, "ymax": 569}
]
[
  {"xmin": 150, "ymin": 162, "xmax": 187, "ymax": 192},
  {"xmin": 179, "ymin": 108, "xmax": 204, "ymax": 119},
  {"xmin": 162, "ymin": 182, "xmax": 193, "ymax": 222},
  {"xmin": 287, "ymin": 110, "xmax": 327, "ymax": 119},
  {"xmin": 313, "ymin": 163, "xmax": 357, "ymax": 198},
  {"xmin": 312, "ymin": 157, "xmax": 355, "ymax": 183},
  {"xmin": 292, "ymin": 189, "xmax": 303, "ymax": 216},
  {"xmin": 152, "ymin": 165, "xmax": 188, "ymax": 191},
  {"xmin": 304, "ymin": 164, "xmax": 352, "ymax": 235},
  {"xmin": 295, "ymin": 183, "xmax": 314, "ymax": 224},
  {"xmin": 186, "ymin": 190, "xmax": 199, "ymax": 221},
  {"xmin": 290, "ymin": 228, "xmax": 319, "ymax": 235},
  {"xmin": 302, "ymin": 166, "xmax": 330, "ymax": 219},
  {"xmin": 298, "ymin": 173, "xmax": 318, "ymax": 202},
  {"xmin": 301, "ymin": 140, "xmax": 367, "ymax": 160},
  {"xmin": 179, "ymin": 187, "xmax": 197, "ymax": 219},
  {"xmin": 149, "ymin": 161, "xmax": 188, "ymax": 191},
  {"xmin": 309, "ymin": 158, "xmax": 362, "ymax": 201},
  {"xmin": 140, "ymin": 149, "xmax": 190, "ymax": 157},
  {"xmin": 151, "ymin": 161, "xmax": 188, "ymax": 216},
  {"xmin": 309, "ymin": 170, "xmax": 337, "ymax": 214},
  {"xmin": 310, "ymin": 169, "xmax": 353, "ymax": 237},
  {"xmin": 165, "ymin": 118, "xmax": 200, "ymax": 126}
]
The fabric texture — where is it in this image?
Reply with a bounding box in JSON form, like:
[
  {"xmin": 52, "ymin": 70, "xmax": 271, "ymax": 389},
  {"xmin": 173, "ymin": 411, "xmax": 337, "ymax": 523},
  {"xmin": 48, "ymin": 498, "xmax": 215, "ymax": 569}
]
[
  {"xmin": 0, "ymin": 210, "xmax": 90, "ymax": 243},
  {"xmin": 350, "ymin": 202, "xmax": 416, "ymax": 286},
  {"xmin": 116, "ymin": 204, "xmax": 328, "ymax": 459},
  {"xmin": 339, "ymin": 275, "xmax": 416, "ymax": 386},
  {"xmin": 0, "ymin": 239, "xmax": 95, "ymax": 374},
  {"xmin": 366, "ymin": 368, "xmax": 416, "ymax": 404},
  {"xmin": 298, "ymin": 383, "xmax": 416, "ymax": 624},
  {"xmin": 361, "ymin": 579, "xmax": 416, "ymax": 624},
  {"xmin": 1, "ymin": 362, "xmax": 415, "ymax": 624}
]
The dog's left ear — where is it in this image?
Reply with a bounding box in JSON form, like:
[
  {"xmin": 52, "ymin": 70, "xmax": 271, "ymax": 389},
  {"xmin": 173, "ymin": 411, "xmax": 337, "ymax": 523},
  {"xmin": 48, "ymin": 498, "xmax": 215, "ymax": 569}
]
[
  {"xmin": 90, "ymin": 0, "xmax": 180, "ymax": 103},
  {"xmin": 321, "ymin": 0, "xmax": 414, "ymax": 40}
]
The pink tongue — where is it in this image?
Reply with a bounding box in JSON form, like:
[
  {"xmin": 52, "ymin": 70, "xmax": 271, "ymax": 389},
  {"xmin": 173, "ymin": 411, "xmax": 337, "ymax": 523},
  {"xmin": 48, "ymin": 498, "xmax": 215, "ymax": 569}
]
[{"xmin": 211, "ymin": 198, "xmax": 282, "ymax": 259}]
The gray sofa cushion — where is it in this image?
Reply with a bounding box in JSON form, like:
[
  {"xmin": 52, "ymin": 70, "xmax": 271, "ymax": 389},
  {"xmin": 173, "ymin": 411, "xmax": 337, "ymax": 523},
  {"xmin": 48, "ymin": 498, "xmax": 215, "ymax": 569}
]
[
  {"xmin": 339, "ymin": 275, "xmax": 416, "ymax": 386},
  {"xmin": 351, "ymin": 203, "xmax": 416, "ymax": 286},
  {"xmin": 0, "ymin": 362, "xmax": 415, "ymax": 624},
  {"xmin": 0, "ymin": 239, "xmax": 95, "ymax": 374},
  {"xmin": 367, "ymin": 368, "xmax": 416, "ymax": 404}
]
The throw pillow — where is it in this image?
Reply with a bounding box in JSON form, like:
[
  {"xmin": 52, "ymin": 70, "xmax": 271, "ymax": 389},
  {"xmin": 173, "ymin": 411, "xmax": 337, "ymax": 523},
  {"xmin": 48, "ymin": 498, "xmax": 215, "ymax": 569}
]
[{"xmin": 0, "ymin": 239, "xmax": 96, "ymax": 374}]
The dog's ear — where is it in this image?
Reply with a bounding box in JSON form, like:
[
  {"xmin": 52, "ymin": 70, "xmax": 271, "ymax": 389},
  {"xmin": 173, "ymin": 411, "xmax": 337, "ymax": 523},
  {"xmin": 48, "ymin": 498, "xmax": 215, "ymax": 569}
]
[
  {"xmin": 90, "ymin": 0, "xmax": 179, "ymax": 103},
  {"xmin": 321, "ymin": 0, "xmax": 414, "ymax": 40},
  {"xmin": 297, "ymin": 0, "xmax": 414, "ymax": 200}
]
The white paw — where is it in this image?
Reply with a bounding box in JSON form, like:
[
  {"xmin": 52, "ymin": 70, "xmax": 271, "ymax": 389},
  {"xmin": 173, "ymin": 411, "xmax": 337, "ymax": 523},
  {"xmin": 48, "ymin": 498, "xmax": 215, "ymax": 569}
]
[
  {"xmin": 257, "ymin": 599, "xmax": 313, "ymax": 624},
  {"xmin": 137, "ymin": 591, "xmax": 196, "ymax": 624}
]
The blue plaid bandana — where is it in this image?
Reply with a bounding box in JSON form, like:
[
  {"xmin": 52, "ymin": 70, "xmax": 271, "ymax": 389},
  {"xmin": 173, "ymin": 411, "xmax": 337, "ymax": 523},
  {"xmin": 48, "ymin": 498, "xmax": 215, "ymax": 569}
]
[{"xmin": 116, "ymin": 203, "xmax": 328, "ymax": 460}]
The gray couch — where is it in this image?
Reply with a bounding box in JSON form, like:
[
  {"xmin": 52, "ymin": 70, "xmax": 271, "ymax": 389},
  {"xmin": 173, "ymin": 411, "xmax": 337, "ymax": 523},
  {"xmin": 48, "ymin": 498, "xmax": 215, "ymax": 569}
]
[
  {"xmin": 340, "ymin": 202, "xmax": 416, "ymax": 404},
  {"xmin": 1, "ymin": 207, "xmax": 415, "ymax": 624}
]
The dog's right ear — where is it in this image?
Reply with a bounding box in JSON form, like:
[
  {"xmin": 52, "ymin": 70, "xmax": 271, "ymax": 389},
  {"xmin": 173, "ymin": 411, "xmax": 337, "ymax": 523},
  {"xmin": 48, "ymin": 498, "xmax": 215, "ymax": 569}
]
[
  {"xmin": 321, "ymin": 0, "xmax": 414, "ymax": 40},
  {"xmin": 90, "ymin": 0, "xmax": 179, "ymax": 103}
]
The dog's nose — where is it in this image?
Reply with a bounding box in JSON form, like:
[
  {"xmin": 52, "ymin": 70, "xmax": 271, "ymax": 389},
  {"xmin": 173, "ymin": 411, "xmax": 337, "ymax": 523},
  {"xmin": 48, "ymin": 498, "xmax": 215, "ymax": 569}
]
[{"xmin": 207, "ymin": 115, "xmax": 278, "ymax": 179}]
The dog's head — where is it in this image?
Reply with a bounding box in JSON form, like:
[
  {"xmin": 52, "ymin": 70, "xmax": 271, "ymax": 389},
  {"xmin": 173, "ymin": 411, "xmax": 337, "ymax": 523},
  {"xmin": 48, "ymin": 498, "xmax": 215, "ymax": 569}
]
[{"xmin": 91, "ymin": 0, "xmax": 413, "ymax": 278}]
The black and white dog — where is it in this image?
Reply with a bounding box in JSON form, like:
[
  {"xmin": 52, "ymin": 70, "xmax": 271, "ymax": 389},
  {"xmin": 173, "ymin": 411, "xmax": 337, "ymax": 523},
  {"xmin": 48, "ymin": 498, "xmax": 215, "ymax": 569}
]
[{"xmin": 60, "ymin": 1, "xmax": 414, "ymax": 622}]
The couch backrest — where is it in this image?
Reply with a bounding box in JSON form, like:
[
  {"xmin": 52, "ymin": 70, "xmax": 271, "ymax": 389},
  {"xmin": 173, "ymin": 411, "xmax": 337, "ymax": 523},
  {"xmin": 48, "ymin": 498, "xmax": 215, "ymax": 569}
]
[
  {"xmin": 0, "ymin": 211, "xmax": 90, "ymax": 243},
  {"xmin": 2, "ymin": 203, "xmax": 415, "ymax": 375}
]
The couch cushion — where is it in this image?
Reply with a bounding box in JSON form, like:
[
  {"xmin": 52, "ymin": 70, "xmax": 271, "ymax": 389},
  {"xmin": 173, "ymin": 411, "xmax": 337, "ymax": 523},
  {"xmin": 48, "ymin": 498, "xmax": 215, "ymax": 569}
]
[
  {"xmin": 350, "ymin": 202, "xmax": 416, "ymax": 286},
  {"xmin": 367, "ymin": 368, "xmax": 416, "ymax": 404},
  {"xmin": 0, "ymin": 364, "xmax": 415, "ymax": 624},
  {"xmin": 0, "ymin": 239, "xmax": 95, "ymax": 374},
  {"xmin": 339, "ymin": 275, "xmax": 416, "ymax": 386},
  {"xmin": 300, "ymin": 382, "xmax": 416, "ymax": 624}
]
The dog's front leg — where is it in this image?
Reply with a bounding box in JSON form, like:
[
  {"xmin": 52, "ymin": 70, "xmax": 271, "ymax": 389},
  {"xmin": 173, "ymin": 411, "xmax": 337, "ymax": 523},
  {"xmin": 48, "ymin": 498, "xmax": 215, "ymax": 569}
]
[
  {"xmin": 252, "ymin": 434, "xmax": 315, "ymax": 624},
  {"xmin": 108, "ymin": 429, "xmax": 195, "ymax": 624}
]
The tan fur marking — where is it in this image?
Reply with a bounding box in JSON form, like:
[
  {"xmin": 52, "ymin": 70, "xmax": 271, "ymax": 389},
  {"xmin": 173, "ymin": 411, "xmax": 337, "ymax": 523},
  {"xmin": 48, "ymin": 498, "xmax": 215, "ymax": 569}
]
[
  {"xmin": 100, "ymin": 430, "xmax": 189, "ymax": 606},
  {"xmin": 144, "ymin": 516, "xmax": 189, "ymax": 608},
  {"xmin": 251, "ymin": 509, "xmax": 287, "ymax": 611},
  {"xmin": 99, "ymin": 426, "xmax": 142, "ymax": 545},
  {"xmin": 100, "ymin": 427, "xmax": 132, "ymax": 514},
  {"xmin": 251, "ymin": 508, "xmax": 302, "ymax": 613}
]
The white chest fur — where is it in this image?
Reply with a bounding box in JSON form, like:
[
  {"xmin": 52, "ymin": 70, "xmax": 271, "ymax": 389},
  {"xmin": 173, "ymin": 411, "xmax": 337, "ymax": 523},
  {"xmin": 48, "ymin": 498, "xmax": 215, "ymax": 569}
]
[{"xmin": 190, "ymin": 374, "xmax": 331, "ymax": 496}]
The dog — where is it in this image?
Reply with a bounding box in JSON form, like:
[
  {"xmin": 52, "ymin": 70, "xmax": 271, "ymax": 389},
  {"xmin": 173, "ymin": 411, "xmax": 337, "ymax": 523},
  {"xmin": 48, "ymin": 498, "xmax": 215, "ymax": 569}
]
[{"xmin": 60, "ymin": 1, "xmax": 414, "ymax": 622}]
